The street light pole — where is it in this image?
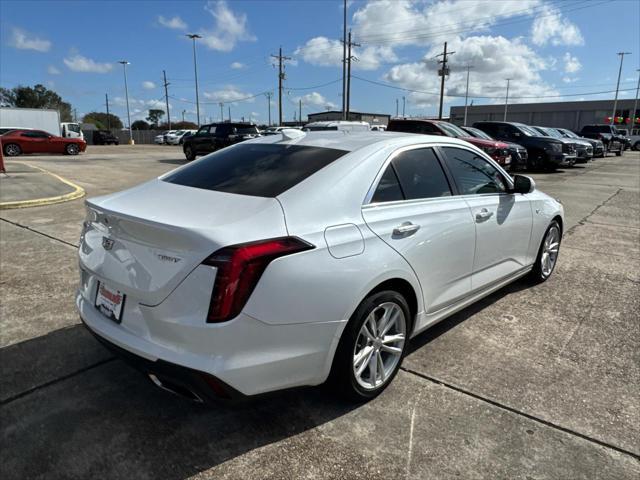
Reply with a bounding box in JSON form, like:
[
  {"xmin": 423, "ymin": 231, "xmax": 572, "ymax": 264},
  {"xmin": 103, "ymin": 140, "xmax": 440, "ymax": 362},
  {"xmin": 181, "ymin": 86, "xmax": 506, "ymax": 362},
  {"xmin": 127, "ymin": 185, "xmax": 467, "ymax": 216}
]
[
  {"xmin": 118, "ymin": 61, "xmax": 133, "ymax": 145},
  {"xmin": 463, "ymin": 65, "xmax": 473, "ymax": 126},
  {"xmin": 402, "ymin": 96, "xmax": 406, "ymax": 117},
  {"xmin": 503, "ymin": 78, "xmax": 512, "ymax": 122},
  {"xmin": 182, "ymin": 110, "xmax": 186, "ymax": 123},
  {"xmin": 611, "ymin": 52, "xmax": 631, "ymax": 126},
  {"xmin": 186, "ymin": 34, "xmax": 202, "ymax": 126}
]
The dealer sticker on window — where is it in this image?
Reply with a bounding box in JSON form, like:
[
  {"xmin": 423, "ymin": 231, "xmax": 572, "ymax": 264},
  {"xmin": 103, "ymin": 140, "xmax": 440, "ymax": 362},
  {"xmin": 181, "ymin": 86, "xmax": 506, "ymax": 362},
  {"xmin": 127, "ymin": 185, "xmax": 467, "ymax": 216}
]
[{"xmin": 95, "ymin": 282, "xmax": 125, "ymax": 323}]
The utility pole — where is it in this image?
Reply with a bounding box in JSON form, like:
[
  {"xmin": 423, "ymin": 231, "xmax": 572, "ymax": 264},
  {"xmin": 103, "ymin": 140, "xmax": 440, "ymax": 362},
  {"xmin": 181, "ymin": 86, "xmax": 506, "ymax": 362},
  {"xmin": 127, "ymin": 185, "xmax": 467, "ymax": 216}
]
[
  {"xmin": 463, "ymin": 65, "xmax": 473, "ymax": 126},
  {"xmin": 228, "ymin": 106, "xmax": 231, "ymax": 122},
  {"xmin": 402, "ymin": 96, "xmax": 406, "ymax": 117},
  {"xmin": 346, "ymin": 30, "xmax": 360, "ymax": 118},
  {"xmin": 271, "ymin": 47, "xmax": 291, "ymax": 126},
  {"xmin": 298, "ymin": 98, "xmax": 302, "ymax": 125},
  {"xmin": 265, "ymin": 92, "xmax": 272, "ymax": 126},
  {"xmin": 342, "ymin": 0, "xmax": 347, "ymax": 120},
  {"xmin": 395, "ymin": 98, "xmax": 399, "ymax": 117},
  {"xmin": 435, "ymin": 42, "xmax": 455, "ymax": 120},
  {"xmin": 73, "ymin": 108, "xmax": 77, "ymax": 123},
  {"xmin": 611, "ymin": 52, "xmax": 631, "ymax": 126},
  {"xmin": 163, "ymin": 70, "xmax": 171, "ymax": 130},
  {"xmin": 503, "ymin": 78, "xmax": 512, "ymax": 121},
  {"xmin": 118, "ymin": 60, "xmax": 133, "ymax": 144},
  {"xmin": 182, "ymin": 110, "xmax": 186, "ymax": 123},
  {"xmin": 186, "ymin": 34, "xmax": 202, "ymax": 126},
  {"xmin": 105, "ymin": 93, "xmax": 111, "ymax": 130},
  {"xmin": 219, "ymin": 102, "xmax": 224, "ymax": 122}
]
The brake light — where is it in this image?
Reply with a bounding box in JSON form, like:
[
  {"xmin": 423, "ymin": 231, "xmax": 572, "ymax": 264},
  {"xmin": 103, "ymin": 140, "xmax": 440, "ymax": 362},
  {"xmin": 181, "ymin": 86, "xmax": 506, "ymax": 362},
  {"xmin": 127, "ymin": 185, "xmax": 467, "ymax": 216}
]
[{"xmin": 203, "ymin": 237, "xmax": 314, "ymax": 323}]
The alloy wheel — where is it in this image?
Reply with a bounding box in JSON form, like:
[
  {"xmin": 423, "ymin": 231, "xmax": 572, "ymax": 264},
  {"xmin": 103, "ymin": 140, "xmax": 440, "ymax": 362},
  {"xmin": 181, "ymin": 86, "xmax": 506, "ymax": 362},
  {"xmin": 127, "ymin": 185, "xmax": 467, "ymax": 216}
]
[
  {"xmin": 352, "ymin": 302, "xmax": 406, "ymax": 390},
  {"xmin": 541, "ymin": 225, "xmax": 560, "ymax": 277}
]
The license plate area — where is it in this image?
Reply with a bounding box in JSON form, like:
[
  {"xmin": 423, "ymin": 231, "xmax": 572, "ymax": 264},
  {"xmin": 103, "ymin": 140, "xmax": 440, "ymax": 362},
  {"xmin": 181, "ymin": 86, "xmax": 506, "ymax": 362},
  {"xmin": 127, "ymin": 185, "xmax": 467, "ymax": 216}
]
[{"xmin": 95, "ymin": 281, "xmax": 125, "ymax": 323}]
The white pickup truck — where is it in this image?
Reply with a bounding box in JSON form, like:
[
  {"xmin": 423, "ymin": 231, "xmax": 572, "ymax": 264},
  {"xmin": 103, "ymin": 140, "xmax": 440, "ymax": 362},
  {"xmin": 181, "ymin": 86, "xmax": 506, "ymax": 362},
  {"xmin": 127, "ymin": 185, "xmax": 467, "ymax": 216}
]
[{"xmin": 617, "ymin": 127, "xmax": 640, "ymax": 151}]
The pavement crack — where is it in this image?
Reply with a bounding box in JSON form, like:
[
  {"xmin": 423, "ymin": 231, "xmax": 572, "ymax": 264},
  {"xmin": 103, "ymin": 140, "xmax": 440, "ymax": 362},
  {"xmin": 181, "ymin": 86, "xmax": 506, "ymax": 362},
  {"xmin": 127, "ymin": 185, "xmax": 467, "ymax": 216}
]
[
  {"xmin": 0, "ymin": 357, "xmax": 115, "ymax": 406},
  {"xmin": 405, "ymin": 386, "xmax": 424, "ymax": 479},
  {"xmin": 400, "ymin": 366, "xmax": 640, "ymax": 461},
  {"xmin": 565, "ymin": 188, "xmax": 622, "ymax": 237},
  {"xmin": 0, "ymin": 217, "xmax": 79, "ymax": 249}
]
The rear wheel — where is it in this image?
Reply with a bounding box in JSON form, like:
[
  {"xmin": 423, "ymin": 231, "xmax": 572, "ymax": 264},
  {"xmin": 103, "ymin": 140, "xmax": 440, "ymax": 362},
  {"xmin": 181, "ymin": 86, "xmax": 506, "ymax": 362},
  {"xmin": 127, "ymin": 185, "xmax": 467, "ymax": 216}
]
[
  {"xmin": 330, "ymin": 290, "xmax": 410, "ymax": 401},
  {"xmin": 65, "ymin": 143, "xmax": 80, "ymax": 155},
  {"xmin": 529, "ymin": 220, "xmax": 561, "ymax": 283},
  {"xmin": 3, "ymin": 143, "xmax": 21, "ymax": 156},
  {"xmin": 184, "ymin": 145, "xmax": 195, "ymax": 161}
]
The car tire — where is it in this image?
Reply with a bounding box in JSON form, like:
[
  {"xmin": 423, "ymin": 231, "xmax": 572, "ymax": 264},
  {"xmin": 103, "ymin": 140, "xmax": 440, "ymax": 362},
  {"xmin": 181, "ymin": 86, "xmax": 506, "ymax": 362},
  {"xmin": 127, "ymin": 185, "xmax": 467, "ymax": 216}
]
[
  {"xmin": 184, "ymin": 146, "xmax": 196, "ymax": 161},
  {"xmin": 3, "ymin": 143, "xmax": 21, "ymax": 156},
  {"xmin": 528, "ymin": 220, "xmax": 561, "ymax": 284},
  {"xmin": 615, "ymin": 149, "xmax": 622, "ymax": 156},
  {"xmin": 65, "ymin": 143, "xmax": 80, "ymax": 155},
  {"xmin": 330, "ymin": 290, "xmax": 411, "ymax": 402},
  {"xmin": 633, "ymin": 141, "xmax": 640, "ymax": 151}
]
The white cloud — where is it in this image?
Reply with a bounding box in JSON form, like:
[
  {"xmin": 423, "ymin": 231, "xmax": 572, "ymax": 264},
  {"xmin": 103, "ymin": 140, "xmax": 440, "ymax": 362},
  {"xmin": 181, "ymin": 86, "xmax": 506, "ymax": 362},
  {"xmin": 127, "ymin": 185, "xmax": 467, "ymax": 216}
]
[
  {"xmin": 296, "ymin": 92, "xmax": 336, "ymax": 110},
  {"xmin": 230, "ymin": 61, "xmax": 246, "ymax": 69},
  {"xmin": 563, "ymin": 52, "xmax": 581, "ymax": 74},
  {"xmin": 63, "ymin": 54, "xmax": 113, "ymax": 73},
  {"xmin": 384, "ymin": 35, "xmax": 557, "ymax": 108},
  {"xmin": 294, "ymin": 36, "xmax": 397, "ymax": 71},
  {"xmin": 531, "ymin": 5, "xmax": 584, "ymax": 46},
  {"xmin": 199, "ymin": 1, "xmax": 256, "ymax": 52},
  {"xmin": 9, "ymin": 28, "xmax": 51, "ymax": 52},
  {"xmin": 203, "ymin": 86, "xmax": 254, "ymax": 103},
  {"xmin": 142, "ymin": 81, "xmax": 157, "ymax": 89},
  {"xmin": 562, "ymin": 76, "xmax": 579, "ymax": 83},
  {"xmin": 47, "ymin": 65, "xmax": 61, "ymax": 75},
  {"xmin": 157, "ymin": 15, "xmax": 187, "ymax": 30}
]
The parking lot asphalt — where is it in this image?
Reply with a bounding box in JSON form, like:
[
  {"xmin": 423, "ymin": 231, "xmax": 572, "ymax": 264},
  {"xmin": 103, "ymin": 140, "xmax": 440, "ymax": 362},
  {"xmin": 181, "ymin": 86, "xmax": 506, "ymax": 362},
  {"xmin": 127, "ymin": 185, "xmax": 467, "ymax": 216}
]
[{"xmin": 1, "ymin": 145, "xmax": 639, "ymax": 479}]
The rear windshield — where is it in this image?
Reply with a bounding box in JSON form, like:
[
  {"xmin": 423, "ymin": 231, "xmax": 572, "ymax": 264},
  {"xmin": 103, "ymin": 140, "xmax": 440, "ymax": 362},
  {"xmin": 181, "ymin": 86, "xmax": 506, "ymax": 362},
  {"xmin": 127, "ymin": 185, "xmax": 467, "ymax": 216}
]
[
  {"xmin": 163, "ymin": 143, "xmax": 347, "ymax": 197},
  {"xmin": 304, "ymin": 126, "xmax": 338, "ymax": 131},
  {"xmin": 237, "ymin": 126, "xmax": 259, "ymax": 134}
]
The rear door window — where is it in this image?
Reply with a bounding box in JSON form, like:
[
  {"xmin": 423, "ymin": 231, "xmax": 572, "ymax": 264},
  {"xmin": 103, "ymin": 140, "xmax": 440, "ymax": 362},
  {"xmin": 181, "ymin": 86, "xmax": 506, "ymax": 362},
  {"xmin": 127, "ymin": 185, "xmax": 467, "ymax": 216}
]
[{"xmin": 163, "ymin": 143, "xmax": 347, "ymax": 197}]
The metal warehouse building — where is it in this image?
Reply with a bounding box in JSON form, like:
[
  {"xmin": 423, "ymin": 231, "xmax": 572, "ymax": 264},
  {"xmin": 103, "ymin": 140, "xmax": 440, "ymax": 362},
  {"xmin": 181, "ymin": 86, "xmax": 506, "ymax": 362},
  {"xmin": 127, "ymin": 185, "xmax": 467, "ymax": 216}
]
[
  {"xmin": 450, "ymin": 99, "xmax": 638, "ymax": 131},
  {"xmin": 307, "ymin": 110, "xmax": 391, "ymax": 127}
]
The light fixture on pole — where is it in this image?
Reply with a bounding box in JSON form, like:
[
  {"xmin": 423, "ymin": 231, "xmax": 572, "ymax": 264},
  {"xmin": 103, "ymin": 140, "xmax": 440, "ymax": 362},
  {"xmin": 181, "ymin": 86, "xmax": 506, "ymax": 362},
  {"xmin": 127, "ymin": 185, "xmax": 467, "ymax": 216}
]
[
  {"xmin": 186, "ymin": 34, "xmax": 202, "ymax": 126},
  {"xmin": 503, "ymin": 78, "xmax": 512, "ymax": 122},
  {"xmin": 118, "ymin": 61, "xmax": 133, "ymax": 145},
  {"xmin": 611, "ymin": 52, "xmax": 631, "ymax": 126}
]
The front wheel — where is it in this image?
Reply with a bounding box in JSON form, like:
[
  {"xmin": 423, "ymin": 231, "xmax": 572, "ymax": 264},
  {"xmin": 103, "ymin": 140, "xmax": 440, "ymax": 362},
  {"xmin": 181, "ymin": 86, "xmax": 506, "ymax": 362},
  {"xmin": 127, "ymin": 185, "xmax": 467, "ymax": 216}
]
[
  {"xmin": 330, "ymin": 291, "xmax": 410, "ymax": 401},
  {"xmin": 184, "ymin": 146, "xmax": 196, "ymax": 161},
  {"xmin": 615, "ymin": 149, "xmax": 622, "ymax": 156},
  {"xmin": 65, "ymin": 143, "xmax": 80, "ymax": 155},
  {"xmin": 529, "ymin": 220, "xmax": 561, "ymax": 283}
]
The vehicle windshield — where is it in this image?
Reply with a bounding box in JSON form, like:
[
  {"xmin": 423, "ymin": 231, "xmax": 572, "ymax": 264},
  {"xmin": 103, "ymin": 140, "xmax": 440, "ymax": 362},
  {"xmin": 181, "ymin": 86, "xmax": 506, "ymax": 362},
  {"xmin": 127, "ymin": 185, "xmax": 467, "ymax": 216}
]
[
  {"xmin": 438, "ymin": 122, "xmax": 468, "ymax": 138},
  {"xmin": 464, "ymin": 127, "xmax": 493, "ymax": 140},
  {"xmin": 163, "ymin": 143, "xmax": 347, "ymax": 197},
  {"xmin": 560, "ymin": 129, "xmax": 579, "ymax": 138},
  {"xmin": 304, "ymin": 126, "xmax": 338, "ymax": 131},
  {"xmin": 518, "ymin": 125, "xmax": 540, "ymax": 137},
  {"xmin": 542, "ymin": 127, "xmax": 562, "ymax": 138}
]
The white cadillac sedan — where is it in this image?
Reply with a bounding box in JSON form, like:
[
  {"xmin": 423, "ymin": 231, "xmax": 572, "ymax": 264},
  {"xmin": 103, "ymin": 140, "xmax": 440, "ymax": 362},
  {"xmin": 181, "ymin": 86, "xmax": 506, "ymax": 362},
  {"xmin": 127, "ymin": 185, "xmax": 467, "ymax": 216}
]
[{"xmin": 77, "ymin": 130, "xmax": 563, "ymax": 402}]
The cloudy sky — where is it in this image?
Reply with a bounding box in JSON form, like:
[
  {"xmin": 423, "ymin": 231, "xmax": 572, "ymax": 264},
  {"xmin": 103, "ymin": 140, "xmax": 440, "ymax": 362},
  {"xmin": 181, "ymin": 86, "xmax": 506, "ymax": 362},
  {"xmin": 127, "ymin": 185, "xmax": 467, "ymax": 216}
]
[{"xmin": 1, "ymin": 0, "xmax": 639, "ymax": 124}]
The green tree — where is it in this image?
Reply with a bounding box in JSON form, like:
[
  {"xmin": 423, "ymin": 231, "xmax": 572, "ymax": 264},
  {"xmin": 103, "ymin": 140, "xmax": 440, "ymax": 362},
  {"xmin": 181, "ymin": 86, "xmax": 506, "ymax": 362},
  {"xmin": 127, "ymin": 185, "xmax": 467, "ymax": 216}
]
[
  {"xmin": 0, "ymin": 84, "xmax": 73, "ymax": 121},
  {"xmin": 82, "ymin": 112, "xmax": 123, "ymax": 130},
  {"xmin": 146, "ymin": 109, "xmax": 165, "ymax": 128},
  {"xmin": 131, "ymin": 120, "xmax": 150, "ymax": 130}
]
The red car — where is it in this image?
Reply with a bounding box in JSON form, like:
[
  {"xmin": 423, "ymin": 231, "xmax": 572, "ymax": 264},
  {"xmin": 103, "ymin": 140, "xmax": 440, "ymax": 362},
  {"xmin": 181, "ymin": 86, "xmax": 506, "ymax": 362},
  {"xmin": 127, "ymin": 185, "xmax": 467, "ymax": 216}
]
[
  {"xmin": 1, "ymin": 129, "xmax": 87, "ymax": 157},
  {"xmin": 387, "ymin": 119, "xmax": 512, "ymax": 169}
]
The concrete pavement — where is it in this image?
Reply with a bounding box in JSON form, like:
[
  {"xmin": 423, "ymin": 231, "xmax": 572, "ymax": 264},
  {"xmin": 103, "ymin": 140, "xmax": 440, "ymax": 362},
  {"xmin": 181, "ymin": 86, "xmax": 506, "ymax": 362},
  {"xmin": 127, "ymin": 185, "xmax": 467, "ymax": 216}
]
[{"xmin": 1, "ymin": 145, "xmax": 638, "ymax": 479}]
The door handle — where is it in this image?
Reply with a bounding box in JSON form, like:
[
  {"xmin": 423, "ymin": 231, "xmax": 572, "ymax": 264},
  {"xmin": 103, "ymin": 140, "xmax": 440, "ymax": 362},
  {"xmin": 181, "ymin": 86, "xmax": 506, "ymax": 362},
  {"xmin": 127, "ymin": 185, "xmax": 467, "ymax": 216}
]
[
  {"xmin": 475, "ymin": 208, "xmax": 494, "ymax": 221},
  {"xmin": 393, "ymin": 222, "xmax": 420, "ymax": 236}
]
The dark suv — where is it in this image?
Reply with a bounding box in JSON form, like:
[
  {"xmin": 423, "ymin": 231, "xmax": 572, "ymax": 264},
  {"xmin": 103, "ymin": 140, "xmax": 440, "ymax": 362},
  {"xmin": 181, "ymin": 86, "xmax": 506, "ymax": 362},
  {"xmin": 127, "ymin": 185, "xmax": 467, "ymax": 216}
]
[
  {"xmin": 472, "ymin": 121, "xmax": 569, "ymax": 171},
  {"xmin": 92, "ymin": 130, "xmax": 119, "ymax": 145},
  {"xmin": 578, "ymin": 125, "xmax": 623, "ymax": 156},
  {"xmin": 183, "ymin": 122, "xmax": 260, "ymax": 161}
]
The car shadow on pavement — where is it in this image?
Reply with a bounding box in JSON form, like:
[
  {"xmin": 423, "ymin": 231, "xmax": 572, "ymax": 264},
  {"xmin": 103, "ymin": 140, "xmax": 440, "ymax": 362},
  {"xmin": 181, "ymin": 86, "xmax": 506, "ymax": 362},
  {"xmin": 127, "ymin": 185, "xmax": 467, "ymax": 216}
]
[
  {"xmin": 157, "ymin": 159, "xmax": 188, "ymax": 165},
  {"xmin": 408, "ymin": 277, "xmax": 531, "ymax": 355},
  {"xmin": 0, "ymin": 324, "xmax": 360, "ymax": 479}
]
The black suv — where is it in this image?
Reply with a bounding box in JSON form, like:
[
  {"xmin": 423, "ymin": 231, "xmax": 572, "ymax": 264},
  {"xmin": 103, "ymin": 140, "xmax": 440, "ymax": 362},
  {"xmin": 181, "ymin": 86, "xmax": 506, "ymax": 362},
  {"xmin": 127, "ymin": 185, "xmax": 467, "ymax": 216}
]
[
  {"xmin": 183, "ymin": 122, "xmax": 260, "ymax": 161},
  {"xmin": 473, "ymin": 121, "xmax": 569, "ymax": 170},
  {"xmin": 578, "ymin": 125, "xmax": 623, "ymax": 156},
  {"xmin": 92, "ymin": 130, "xmax": 119, "ymax": 145}
]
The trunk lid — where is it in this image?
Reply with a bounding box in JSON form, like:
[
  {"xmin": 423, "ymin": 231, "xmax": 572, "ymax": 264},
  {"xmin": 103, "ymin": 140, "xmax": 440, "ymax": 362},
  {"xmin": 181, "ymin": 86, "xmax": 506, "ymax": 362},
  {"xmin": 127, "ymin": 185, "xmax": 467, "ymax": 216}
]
[{"xmin": 80, "ymin": 179, "xmax": 287, "ymax": 306}]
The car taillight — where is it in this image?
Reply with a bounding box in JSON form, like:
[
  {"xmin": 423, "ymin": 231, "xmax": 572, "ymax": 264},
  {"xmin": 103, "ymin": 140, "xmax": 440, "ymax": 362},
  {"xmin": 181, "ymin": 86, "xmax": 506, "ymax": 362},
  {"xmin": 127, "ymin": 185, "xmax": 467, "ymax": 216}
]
[{"xmin": 203, "ymin": 237, "xmax": 314, "ymax": 323}]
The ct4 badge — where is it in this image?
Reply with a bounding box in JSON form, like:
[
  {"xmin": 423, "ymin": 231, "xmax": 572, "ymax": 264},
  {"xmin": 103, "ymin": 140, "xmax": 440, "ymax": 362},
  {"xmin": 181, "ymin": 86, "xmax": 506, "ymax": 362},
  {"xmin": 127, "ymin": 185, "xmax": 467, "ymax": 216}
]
[{"xmin": 102, "ymin": 237, "xmax": 114, "ymax": 250}]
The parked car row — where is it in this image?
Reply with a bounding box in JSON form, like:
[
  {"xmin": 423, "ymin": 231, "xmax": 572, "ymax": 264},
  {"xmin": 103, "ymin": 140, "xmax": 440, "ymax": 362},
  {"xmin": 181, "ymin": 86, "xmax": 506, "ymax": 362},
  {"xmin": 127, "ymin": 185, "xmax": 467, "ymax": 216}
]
[{"xmin": 154, "ymin": 129, "xmax": 197, "ymax": 145}]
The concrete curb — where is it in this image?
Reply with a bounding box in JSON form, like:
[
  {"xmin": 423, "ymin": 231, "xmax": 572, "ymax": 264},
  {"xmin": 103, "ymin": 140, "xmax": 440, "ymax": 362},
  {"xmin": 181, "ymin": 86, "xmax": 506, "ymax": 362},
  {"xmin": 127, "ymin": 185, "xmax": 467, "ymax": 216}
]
[{"xmin": 0, "ymin": 162, "xmax": 85, "ymax": 210}]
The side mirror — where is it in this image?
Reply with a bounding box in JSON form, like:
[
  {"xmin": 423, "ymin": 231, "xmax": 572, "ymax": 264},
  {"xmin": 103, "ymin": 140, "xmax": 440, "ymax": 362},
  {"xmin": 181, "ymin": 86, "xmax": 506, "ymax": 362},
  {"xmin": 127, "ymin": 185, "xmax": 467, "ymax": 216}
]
[{"xmin": 511, "ymin": 174, "xmax": 535, "ymax": 194}]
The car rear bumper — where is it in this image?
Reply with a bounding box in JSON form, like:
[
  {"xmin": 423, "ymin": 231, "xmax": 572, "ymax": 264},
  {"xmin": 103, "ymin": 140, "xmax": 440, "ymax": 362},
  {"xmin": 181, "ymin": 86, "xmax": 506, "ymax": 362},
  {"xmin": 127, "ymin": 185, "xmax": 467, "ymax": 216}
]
[{"xmin": 76, "ymin": 284, "xmax": 344, "ymax": 398}]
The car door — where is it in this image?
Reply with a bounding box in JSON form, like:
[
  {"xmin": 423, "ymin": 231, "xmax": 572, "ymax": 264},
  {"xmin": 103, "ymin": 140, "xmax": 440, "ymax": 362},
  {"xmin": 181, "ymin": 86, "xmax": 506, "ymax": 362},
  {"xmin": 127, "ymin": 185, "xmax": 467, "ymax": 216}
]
[
  {"xmin": 214, "ymin": 124, "xmax": 231, "ymax": 150},
  {"xmin": 21, "ymin": 131, "xmax": 49, "ymax": 153},
  {"xmin": 440, "ymin": 146, "xmax": 533, "ymax": 292},
  {"xmin": 362, "ymin": 146, "xmax": 476, "ymax": 321},
  {"xmin": 190, "ymin": 126, "xmax": 209, "ymax": 154}
]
